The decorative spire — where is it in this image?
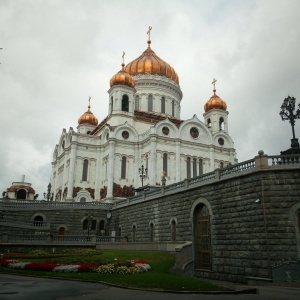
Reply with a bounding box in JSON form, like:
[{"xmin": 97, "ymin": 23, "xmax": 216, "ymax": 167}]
[
  {"xmin": 121, "ymin": 51, "xmax": 125, "ymax": 70},
  {"xmin": 147, "ymin": 26, "xmax": 152, "ymax": 47},
  {"xmin": 212, "ymin": 78, "xmax": 217, "ymax": 94}
]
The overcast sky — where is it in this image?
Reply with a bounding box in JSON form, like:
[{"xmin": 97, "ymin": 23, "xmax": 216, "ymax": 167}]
[{"xmin": 1, "ymin": 0, "xmax": 299, "ymax": 198}]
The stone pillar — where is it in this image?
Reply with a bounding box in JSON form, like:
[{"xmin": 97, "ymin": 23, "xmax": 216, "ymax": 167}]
[
  {"xmin": 66, "ymin": 142, "xmax": 77, "ymax": 201},
  {"xmin": 61, "ymin": 159, "xmax": 69, "ymax": 201},
  {"xmin": 106, "ymin": 139, "xmax": 116, "ymax": 198},
  {"xmin": 255, "ymin": 150, "xmax": 269, "ymax": 170},
  {"xmin": 176, "ymin": 140, "xmax": 181, "ymax": 182},
  {"xmin": 149, "ymin": 135, "xmax": 157, "ymax": 185}
]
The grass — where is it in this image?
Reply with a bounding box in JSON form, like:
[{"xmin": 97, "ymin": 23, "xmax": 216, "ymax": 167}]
[{"xmin": 0, "ymin": 250, "xmax": 231, "ymax": 292}]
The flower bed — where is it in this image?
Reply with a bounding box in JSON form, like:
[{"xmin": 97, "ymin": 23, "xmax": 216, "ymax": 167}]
[{"xmin": 2, "ymin": 259, "xmax": 151, "ymax": 274}]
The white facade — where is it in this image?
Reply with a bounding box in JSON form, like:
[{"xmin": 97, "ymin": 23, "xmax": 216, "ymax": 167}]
[{"xmin": 50, "ymin": 42, "xmax": 237, "ymax": 202}]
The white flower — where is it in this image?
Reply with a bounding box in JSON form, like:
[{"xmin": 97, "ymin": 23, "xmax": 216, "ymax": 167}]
[{"xmin": 53, "ymin": 265, "xmax": 79, "ymax": 272}]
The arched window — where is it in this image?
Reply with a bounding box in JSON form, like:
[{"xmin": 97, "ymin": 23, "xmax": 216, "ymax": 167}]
[
  {"xmin": 199, "ymin": 159, "xmax": 203, "ymax": 175},
  {"xmin": 194, "ymin": 204, "xmax": 211, "ymax": 270},
  {"xmin": 58, "ymin": 227, "xmax": 65, "ymax": 236},
  {"xmin": 82, "ymin": 159, "xmax": 88, "ymax": 181},
  {"xmin": 133, "ymin": 224, "xmax": 136, "ymax": 242},
  {"xmin": 187, "ymin": 157, "xmax": 191, "ymax": 179},
  {"xmin": 17, "ymin": 189, "xmax": 26, "ymax": 199},
  {"xmin": 172, "ymin": 100, "xmax": 175, "ymax": 117},
  {"xmin": 171, "ymin": 220, "xmax": 176, "ymax": 241},
  {"xmin": 219, "ymin": 117, "xmax": 224, "ymax": 131},
  {"xmin": 80, "ymin": 197, "xmax": 86, "ymax": 203},
  {"xmin": 91, "ymin": 219, "xmax": 97, "ymax": 230},
  {"xmin": 148, "ymin": 94, "xmax": 153, "ymax": 112},
  {"xmin": 99, "ymin": 220, "xmax": 105, "ymax": 231},
  {"xmin": 33, "ymin": 215, "xmax": 43, "ymax": 227},
  {"xmin": 121, "ymin": 156, "xmax": 126, "ymax": 179},
  {"xmin": 163, "ymin": 153, "xmax": 168, "ymax": 176},
  {"xmin": 207, "ymin": 118, "xmax": 211, "ymax": 128},
  {"xmin": 150, "ymin": 223, "xmax": 154, "ymax": 242},
  {"xmin": 83, "ymin": 219, "xmax": 88, "ymax": 230},
  {"xmin": 193, "ymin": 158, "xmax": 197, "ymax": 178},
  {"xmin": 135, "ymin": 95, "xmax": 139, "ymax": 110},
  {"xmin": 110, "ymin": 96, "xmax": 113, "ymax": 113},
  {"xmin": 220, "ymin": 162, "xmax": 224, "ymax": 168},
  {"xmin": 161, "ymin": 97, "xmax": 165, "ymax": 113},
  {"xmin": 122, "ymin": 95, "xmax": 129, "ymax": 112}
]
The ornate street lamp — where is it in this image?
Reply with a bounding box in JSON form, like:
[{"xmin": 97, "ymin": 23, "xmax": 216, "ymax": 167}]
[
  {"xmin": 44, "ymin": 183, "xmax": 52, "ymax": 201},
  {"xmin": 279, "ymin": 95, "xmax": 300, "ymax": 149},
  {"xmin": 139, "ymin": 165, "xmax": 147, "ymax": 187}
]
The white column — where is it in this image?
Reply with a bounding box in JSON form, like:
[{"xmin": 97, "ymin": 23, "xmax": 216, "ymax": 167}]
[
  {"xmin": 134, "ymin": 144, "xmax": 140, "ymax": 188},
  {"xmin": 209, "ymin": 147, "xmax": 215, "ymax": 171},
  {"xmin": 106, "ymin": 140, "xmax": 115, "ymax": 198},
  {"xmin": 61, "ymin": 160, "xmax": 69, "ymax": 201},
  {"xmin": 175, "ymin": 140, "xmax": 181, "ymax": 181},
  {"xmin": 149, "ymin": 135, "xmax": 157, "ymax": 185},
  {"xmin": 66, "ymin": 144, "xmax": 77, "ymax": 201},
  {"xmin": 94, "ymin": 146, "xmax": 102, "ymax": 201}
]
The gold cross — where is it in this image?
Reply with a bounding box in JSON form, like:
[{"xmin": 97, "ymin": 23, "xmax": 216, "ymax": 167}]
[
  {"xmin": 88, "ymin": 96, "xmax": 91, "ymax": 108},
  {"xmin": 122, "ymin": 51, "xmax": 125, "ymax": 65},
  {"xmin": 212, "ymin": 78, "xmax": 217, "ymax": 90},
  {"xmin": 147, "ymin": 26, "xmax": 152, "ymax": 42}
]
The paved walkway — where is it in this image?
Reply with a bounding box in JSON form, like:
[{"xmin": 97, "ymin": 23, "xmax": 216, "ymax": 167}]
[{"xmin": 0, "ymin": 274, "xmax": 299, "ymax": 300}]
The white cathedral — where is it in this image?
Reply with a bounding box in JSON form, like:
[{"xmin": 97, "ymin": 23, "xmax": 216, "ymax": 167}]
[{"xmin": 50, "ymin": 30, "xmax": 237, "ymax": 202}]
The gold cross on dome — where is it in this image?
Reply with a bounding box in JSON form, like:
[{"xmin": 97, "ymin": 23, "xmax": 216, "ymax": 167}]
[
  {"xmin": 147, "ymin": 26, "xmax": 152, "ymax": 42},
  {"xmin": 212, "ymin": 78, "xmax": 217, "ymax": 90},
  {"xmin": 122, "ymin": 51, "xmax": 125, "ymax": 65},
  {"xmin": 88, "ymin": 96, "xmax": 91, "ymax": 108}
]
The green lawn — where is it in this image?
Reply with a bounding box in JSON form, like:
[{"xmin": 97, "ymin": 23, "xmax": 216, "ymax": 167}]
[{"xmin": 0, "ymin": 250, "xmax": 230, "ymax": 292}]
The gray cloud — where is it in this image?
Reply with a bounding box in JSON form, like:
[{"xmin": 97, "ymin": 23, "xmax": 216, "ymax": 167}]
[{"xmin": 0, "ymin": 0, "xmax": 299, "ymax": 196}]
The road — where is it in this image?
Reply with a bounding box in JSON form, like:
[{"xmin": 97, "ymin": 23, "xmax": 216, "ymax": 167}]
[{"xmin": 0, "ymin": 274, "xmax": 299, "ymax": 300}]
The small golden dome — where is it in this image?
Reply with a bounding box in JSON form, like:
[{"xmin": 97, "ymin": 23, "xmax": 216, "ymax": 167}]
[
  {"xmin": 78, "ymin": 98, "xmax": 98, "ymax": 126},
  {"xmin": 204, "ymin": 79, "xmax": 227, "ymax": 112},
  {"xmin": 110, "ymin": 52, "xmax": 135, "ymax": 88},
  {"xmin": 125, "ymin": 39, "xmax": 179, "ymax": 83}
]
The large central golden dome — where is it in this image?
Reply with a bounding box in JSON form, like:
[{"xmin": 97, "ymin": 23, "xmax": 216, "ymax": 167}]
[{"xmin": 125, "ymin": 40, "xmax": 179, "ymax": 84}]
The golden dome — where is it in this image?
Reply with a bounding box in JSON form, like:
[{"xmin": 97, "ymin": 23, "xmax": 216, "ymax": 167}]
[
  {"xmin": 110, "ymin": 63, "xmax": 135, "ymax": 88},
  {"xmin": 78, "ymin": 98, "xmax": 98, "ymax": 126},
  {"xmin": 204, "ymin": 79, "xmax": 227, "ymax": 112},
  {"xmin": 110, "ymin": 52, "xmax": 135, "ymax": 88},
  {"xmin": 125, "ymin": 40, "xmax": 179, "ymax": 84}
]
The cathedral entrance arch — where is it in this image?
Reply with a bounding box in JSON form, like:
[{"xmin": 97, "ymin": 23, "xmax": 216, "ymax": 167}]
[
  {"xmin": 191, "ymin": 199, "xmax": 213, "ymax": 270},
  {"xmin": 17, "ymin": 189, "xmax": 26, "ymax": 199}
]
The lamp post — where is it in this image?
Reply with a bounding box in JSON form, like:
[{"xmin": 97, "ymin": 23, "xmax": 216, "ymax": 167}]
[
  {"xmin": 87, "ymin": 215, "xmax": 94, "ymax": 236},
  {"xmin": 44, "ymin": 183, "xmax": 52, "ymax": 201},
  {"xmin": 139, "ymin": 165, "xmax": 147, "ymax": 187},
  {"xmin": 279, "ymin": 95, "xmax": 300, "ymax": 148}
]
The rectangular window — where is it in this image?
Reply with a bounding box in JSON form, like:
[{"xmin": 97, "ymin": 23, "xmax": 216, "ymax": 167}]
[
  {"xmin": 187, "ymin": 157, "xmax": 191, "ymax": 179},
  {"xmin": 82, "ymin": 159, "xmax": 88, "ymax": 181},
  {"xmin": 163, "ymin": 153, "xmax": 168, "ymax": 176},
  {"xmin": 121, "ymin": 156, "xmax": 126, "ymax": 179},
  {"xmin": 193, "ymin": 158, "xmax": 197, "ymax": 178}
]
